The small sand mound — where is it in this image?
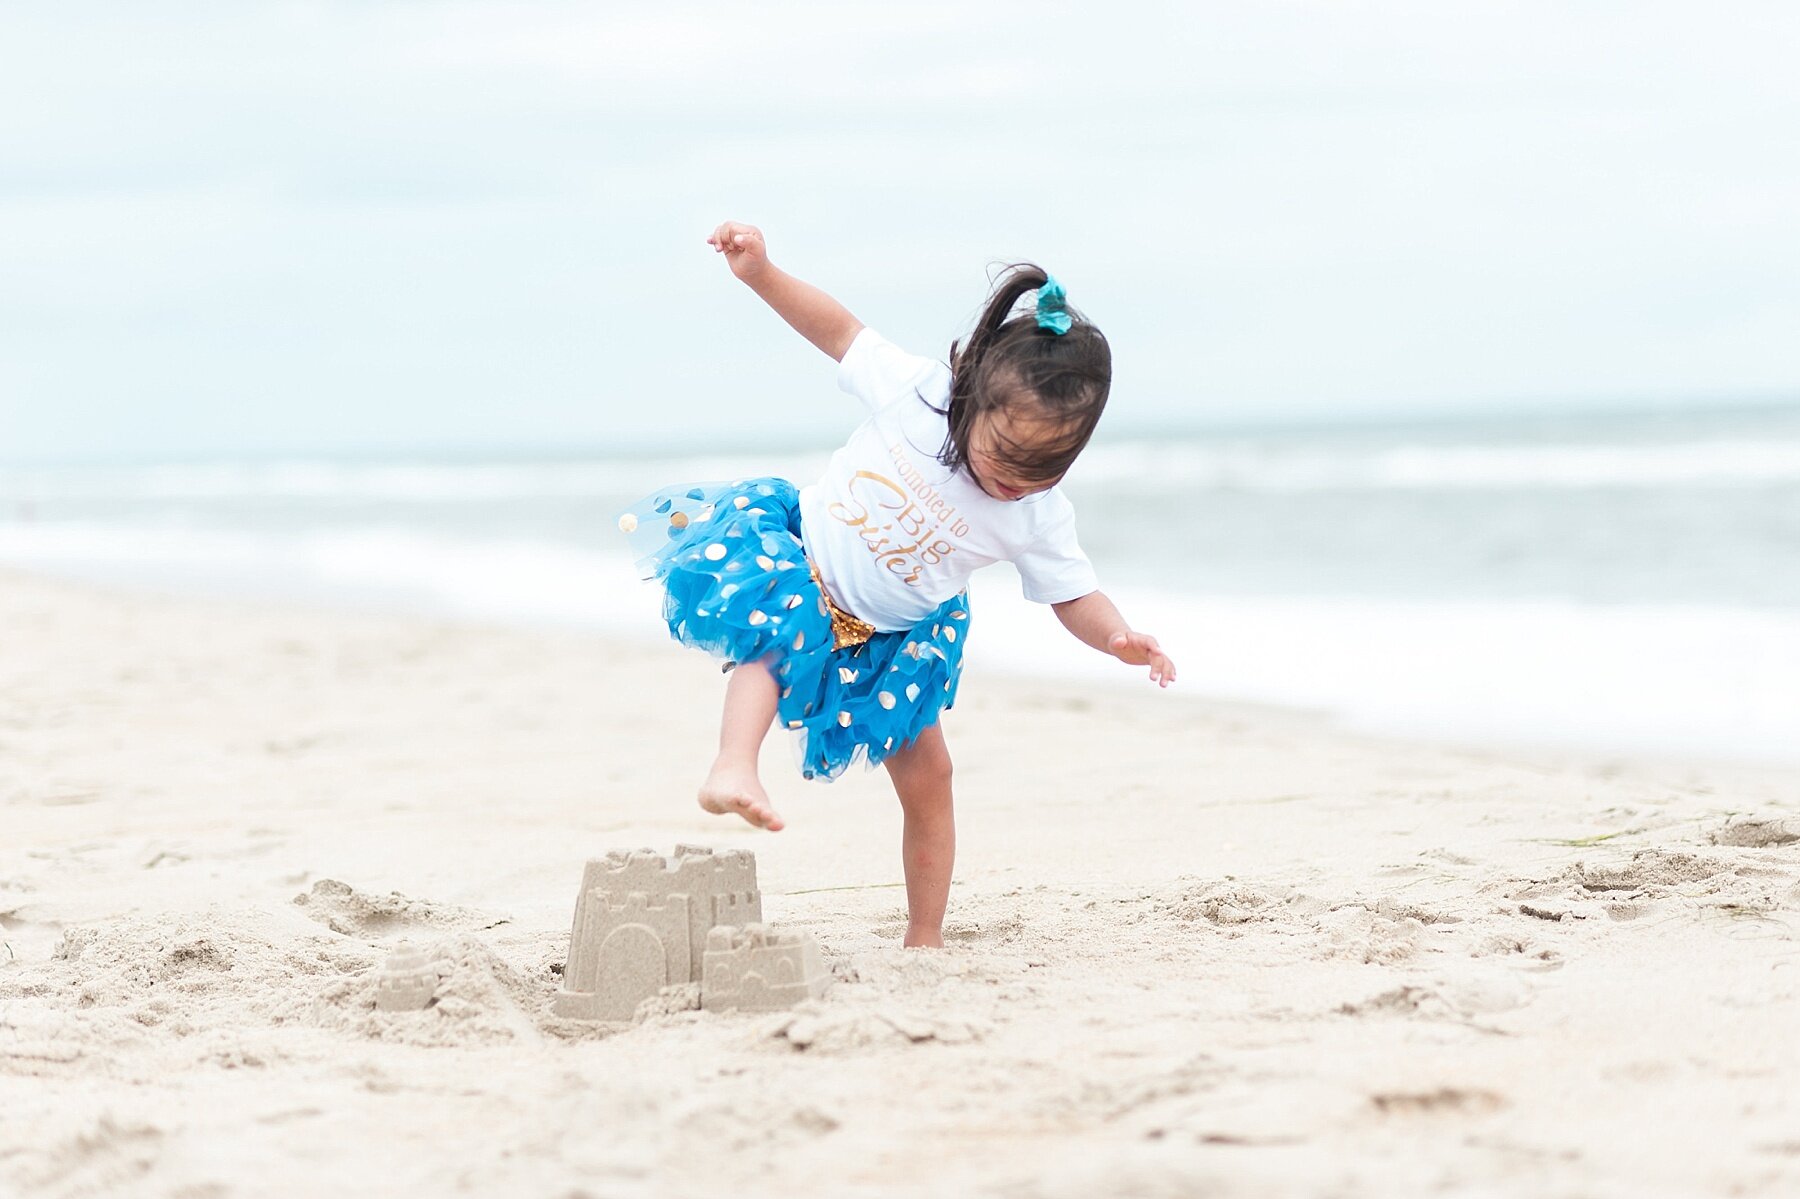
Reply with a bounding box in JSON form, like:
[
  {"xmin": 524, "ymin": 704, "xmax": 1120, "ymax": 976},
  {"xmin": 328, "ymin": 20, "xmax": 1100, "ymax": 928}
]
[
  {"xmin": 1499, "ymin": 844, "xmax": 1800, "ymax": 924},
  {"xmin": 1316, "ymin": 906, "xmax": 1426, "ymax": 965},
  {"xmin": 309, "ymin": 934, "xmax": 541, "ymax": 1047},
  {"xmin": 634, "ymin": 983, "xmax": 701, "ymax": 1022},
  {"xmin": 1157, "ymin": 881, "xmax": 1318, "ymax": 926},
  {"xmin": 292, "ymin": 879, "xmax": 501, "ymax": 938},
  {"xmin": 10, "ymin": 913, "xmax": 546, "ymax": 1051},
  {"xmin": 1710, "ymin": 815, "xmax": 1800, "ymax": 848},
  {"xmin": 1569, "ymin": 849, "xmax": 1733, "ymax": 893},
  {"xmin": 40, "ymin": 913, "xmax": 374, "ymax": 1031}
]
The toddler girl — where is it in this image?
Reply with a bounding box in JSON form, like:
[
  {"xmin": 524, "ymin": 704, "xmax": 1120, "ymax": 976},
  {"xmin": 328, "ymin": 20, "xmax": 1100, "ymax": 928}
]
[{"xmin": 619, "ymin": 221, "xmax": 1175, "ymax": 947}]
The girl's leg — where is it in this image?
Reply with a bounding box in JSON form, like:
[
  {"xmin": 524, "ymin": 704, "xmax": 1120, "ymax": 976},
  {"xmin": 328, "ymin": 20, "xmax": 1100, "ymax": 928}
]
[
  {"xmin": 698, "ymin": 660, "xmax": 785, "ymax": 831},
  {"xmin": 883, "ymin": 722, "xmax": 955, "ymax": 948}
]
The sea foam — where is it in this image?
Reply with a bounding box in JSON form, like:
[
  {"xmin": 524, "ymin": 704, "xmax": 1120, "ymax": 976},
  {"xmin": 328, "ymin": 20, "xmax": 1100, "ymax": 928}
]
[{"xmin": 4, "ymin": 520, "xmax": 1795, "ymax": 766}]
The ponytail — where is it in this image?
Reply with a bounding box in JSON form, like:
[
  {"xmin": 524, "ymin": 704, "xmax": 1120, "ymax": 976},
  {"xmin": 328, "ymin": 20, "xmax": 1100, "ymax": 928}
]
[{"xmin": 937, "ymin": 263, "xmax": 1111, "ymax": 482}]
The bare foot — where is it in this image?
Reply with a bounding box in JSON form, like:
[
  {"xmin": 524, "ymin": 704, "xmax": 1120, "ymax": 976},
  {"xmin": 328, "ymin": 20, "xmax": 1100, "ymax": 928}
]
[
  {"xmin": 903, "ymin": 925, "xmax": 944, "ymax": 949},
  {"xmin": 698, "ymin": 760, "xmax": 785, "ymax": 831}
]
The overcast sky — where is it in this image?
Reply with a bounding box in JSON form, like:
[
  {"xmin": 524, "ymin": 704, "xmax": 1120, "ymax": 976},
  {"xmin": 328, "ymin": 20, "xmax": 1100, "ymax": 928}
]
[{"xmin": 2, "ymin": 1, "xmax": 1797, "ymax": 464}]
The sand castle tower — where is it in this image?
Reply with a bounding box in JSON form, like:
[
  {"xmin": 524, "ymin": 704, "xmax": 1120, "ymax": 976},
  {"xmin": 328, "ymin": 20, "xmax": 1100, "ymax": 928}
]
[
  {"xmin": 374, "ymin": 945, "xmax": 441, "ymax": 1012},
  {"xmin": 553, "ymin": 844, "xmax": 762, "ymax": 1020},
  {"xmin": 702, "ymin": 923, "xmax": 829, "ymax": 1012}
]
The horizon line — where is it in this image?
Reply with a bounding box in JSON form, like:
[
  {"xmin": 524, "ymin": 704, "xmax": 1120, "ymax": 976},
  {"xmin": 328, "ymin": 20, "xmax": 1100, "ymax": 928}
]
[{"xmin": 4, "ymin": 390, "xmax": 1797, "ymax": 471}]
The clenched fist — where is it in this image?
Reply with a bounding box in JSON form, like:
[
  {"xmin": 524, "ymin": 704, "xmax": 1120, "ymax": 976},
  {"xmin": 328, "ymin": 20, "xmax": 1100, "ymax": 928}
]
[{"xmin": 705, "ymin": 220, "xmax": 770, "ymax": 282}]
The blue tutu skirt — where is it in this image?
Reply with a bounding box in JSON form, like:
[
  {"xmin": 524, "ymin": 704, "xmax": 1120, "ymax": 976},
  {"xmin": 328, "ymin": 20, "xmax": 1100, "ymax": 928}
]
[{"xmin": 619, "ymin": 477, "xmax": 969, "ymax": 780}]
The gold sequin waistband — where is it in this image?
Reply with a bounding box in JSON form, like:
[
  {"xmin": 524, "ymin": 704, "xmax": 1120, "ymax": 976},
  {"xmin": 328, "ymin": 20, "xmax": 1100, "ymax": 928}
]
[{"xmin": 808, "ymin": 561, "xmax": 877, "ymax": 651}]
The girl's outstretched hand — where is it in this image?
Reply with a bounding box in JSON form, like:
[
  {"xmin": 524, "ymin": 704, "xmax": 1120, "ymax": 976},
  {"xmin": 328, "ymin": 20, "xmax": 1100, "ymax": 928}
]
[
  {"xmin": 706, "ymin": 220, "xmax": 769, "ymax": 281},
  {"xmin": 1109, "ymin": 631, "xmax": 1177, "ymax": 688}
]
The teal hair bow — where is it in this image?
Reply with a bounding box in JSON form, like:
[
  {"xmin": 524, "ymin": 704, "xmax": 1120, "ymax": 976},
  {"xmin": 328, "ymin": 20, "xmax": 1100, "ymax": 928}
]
[{"xmin": 1035, "ymin": 274, "xmax": 1073, "ymax": 335}]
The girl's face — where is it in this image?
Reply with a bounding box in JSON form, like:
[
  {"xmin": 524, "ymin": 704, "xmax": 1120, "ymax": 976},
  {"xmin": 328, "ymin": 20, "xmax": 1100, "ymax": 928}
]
[{"xmin": 966, "ymin": 406, "xmax": 1064, "ymax": 502}]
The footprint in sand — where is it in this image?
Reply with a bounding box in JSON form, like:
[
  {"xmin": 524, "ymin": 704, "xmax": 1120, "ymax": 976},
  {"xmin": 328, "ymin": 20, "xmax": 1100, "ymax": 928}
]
[
  {"xmin": 1500, "ymin": 843, "xmax": 1800, "ymax": 928},
  {"xmin": 1369, "ymin": 1086, "xmax": 1506, "ymax": 1117},
  {"xmin": 1709, "ymin": 815, "xmax": 1800, "ymax": 849},
  {"xmin": 1337, "ymin": 972, "xmax": 1533, "ymax": 1022},
  {"xmin": 771, "ymin": 1004, "xmax": 986, "ymax": 1052},
  {"xmin": 1570, "ymin": 849, "xmax": 1733, "ymax": 893}
]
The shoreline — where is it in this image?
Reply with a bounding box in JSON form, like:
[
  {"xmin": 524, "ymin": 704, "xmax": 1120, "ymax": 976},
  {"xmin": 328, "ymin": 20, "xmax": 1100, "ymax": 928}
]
[
  {"xmin": 4, "ymin": 567, "xmax": 1800, "ymax": 1198},
  {"xmin": 4, "ymin": 563, "xmax": 1796, "ymax": 782}
]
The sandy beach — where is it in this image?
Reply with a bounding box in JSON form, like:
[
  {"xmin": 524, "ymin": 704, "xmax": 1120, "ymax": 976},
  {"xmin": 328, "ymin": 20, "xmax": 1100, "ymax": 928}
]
[{"xmin": 4, "ymin": 567, "xmax": 1799, "ymax": 1198}]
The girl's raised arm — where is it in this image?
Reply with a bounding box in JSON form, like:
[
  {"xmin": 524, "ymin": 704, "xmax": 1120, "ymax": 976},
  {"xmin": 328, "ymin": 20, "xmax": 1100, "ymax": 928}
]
[{"xmin": 707, "ymin": 221, "xmax": 864, "ymax": 362}]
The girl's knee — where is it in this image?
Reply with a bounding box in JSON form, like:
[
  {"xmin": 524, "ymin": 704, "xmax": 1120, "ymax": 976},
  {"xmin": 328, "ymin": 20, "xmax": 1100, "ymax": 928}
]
[
  {"xmin": 921, "ymin": 750, "xmax": 953, "ymax": 792},
  {"xmin": 892, "ymin": 737, "xmax": 953, "ymax": 798}
]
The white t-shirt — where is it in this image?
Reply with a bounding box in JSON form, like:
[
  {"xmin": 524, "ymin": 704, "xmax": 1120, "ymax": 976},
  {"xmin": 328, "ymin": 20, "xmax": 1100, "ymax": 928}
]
[{"xmin": 798, "ymin": 327, "xmax": 1099, "ymax": 631}]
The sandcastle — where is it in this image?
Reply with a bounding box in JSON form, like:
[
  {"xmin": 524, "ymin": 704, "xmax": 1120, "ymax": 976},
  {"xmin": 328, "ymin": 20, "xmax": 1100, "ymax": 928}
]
[
  {"xmin": 553, "ymin": 844, "xmax": 828, "ymax": 1020},
  {"xmin": 702, "ymin": 923, "xmax": 828, "ymax": 1012},
  {"xmin": 374, "ymin": 945, "xmax": 441, "ymax": 1012}
]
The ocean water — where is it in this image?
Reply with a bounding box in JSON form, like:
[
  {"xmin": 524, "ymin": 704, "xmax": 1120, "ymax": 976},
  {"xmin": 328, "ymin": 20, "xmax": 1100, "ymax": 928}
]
[{"xmin": 4, "ymin": 401, "xmax": 1798, "ymax": 765}]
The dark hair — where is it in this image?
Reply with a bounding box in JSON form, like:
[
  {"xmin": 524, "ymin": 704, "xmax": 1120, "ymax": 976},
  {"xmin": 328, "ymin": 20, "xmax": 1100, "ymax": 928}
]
[{"xmin": 937, "ymin": 262, "xmax": 1111, "ymax": 486}]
